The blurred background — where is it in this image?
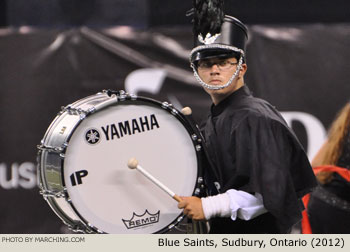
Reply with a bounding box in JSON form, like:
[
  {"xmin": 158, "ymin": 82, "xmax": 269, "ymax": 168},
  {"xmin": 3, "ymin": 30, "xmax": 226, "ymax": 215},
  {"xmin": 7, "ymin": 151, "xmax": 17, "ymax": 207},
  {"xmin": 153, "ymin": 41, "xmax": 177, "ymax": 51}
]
[{"xmin": 1, "ymin": 0, "xmax": 350, "ymax": 233}]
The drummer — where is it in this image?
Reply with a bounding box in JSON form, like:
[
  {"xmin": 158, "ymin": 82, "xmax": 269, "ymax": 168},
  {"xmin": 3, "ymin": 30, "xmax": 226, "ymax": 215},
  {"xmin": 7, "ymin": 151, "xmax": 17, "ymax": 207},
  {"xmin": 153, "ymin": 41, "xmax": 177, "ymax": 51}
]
[{"xmin": 178, "ymin": 1, "xmax": 317, "ymax": 233}]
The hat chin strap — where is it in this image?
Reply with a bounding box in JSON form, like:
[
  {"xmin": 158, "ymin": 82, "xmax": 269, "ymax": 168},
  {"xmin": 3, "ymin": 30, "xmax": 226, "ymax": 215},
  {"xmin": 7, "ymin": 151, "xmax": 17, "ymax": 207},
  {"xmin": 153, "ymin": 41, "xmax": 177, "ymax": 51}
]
[{"xmin": 191, "ymin": 55, "xmax": 244, "ymax": 90}]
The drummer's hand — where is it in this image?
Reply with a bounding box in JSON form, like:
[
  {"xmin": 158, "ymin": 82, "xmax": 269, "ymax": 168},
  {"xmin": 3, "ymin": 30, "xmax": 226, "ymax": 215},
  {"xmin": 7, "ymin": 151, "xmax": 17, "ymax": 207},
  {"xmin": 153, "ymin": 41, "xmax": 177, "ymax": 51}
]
[{"xmin": 177, "ymin": 196, "xmax": 205, "ymax": 221}]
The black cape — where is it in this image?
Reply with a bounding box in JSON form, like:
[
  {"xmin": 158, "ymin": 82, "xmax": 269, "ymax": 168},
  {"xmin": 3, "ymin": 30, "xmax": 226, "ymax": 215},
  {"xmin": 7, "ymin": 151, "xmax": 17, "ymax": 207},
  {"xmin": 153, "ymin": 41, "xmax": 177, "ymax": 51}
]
[{"xmin": 202, "ymin": 85, "xmax": 317, "ymax": 233}]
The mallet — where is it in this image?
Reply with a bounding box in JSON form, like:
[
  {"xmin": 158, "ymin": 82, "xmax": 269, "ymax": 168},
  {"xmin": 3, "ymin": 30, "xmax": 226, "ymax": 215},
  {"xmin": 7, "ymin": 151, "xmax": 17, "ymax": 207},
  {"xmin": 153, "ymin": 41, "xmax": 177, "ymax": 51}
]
[
  {"xmin": 127, "ymin": 158, "xmax": 182, "ymax": 202},
  {"xmin": 181, "ymin": 106, "xmax": 192, "ymax": 115}
]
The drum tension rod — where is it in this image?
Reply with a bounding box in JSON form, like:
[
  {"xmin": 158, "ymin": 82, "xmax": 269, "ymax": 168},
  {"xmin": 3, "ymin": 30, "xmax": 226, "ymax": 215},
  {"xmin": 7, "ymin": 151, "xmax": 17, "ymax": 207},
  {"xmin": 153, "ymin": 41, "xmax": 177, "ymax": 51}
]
[
  {"xmin": 37, "ymin": 144, "xmax": 65, "ymax": 153},
  {"xmin": 69, "ymin": 224, "xmax": 102, "ymax": 234},
  {"xmin": 161, "ymin": 101, "xmax": 179, "ymax": 116},
  {"xmin": 104, "ymin": 89, "xmax": 127, "ymax": 98},
  {"xmin": 59, "ymin": 105, "xmax": 94, "ymax": 119},
  {"xmin": 39, "ymin": 189, "xmax": 65, "ymax": 198}
]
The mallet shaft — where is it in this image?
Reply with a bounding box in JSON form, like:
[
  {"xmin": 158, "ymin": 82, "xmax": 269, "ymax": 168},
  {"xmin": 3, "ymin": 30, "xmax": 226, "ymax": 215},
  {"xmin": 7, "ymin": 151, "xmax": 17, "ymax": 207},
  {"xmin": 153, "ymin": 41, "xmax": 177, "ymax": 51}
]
[
  {"xmin": 128, "ymin": 158, "xmax": 182, "ymax": 202},
  {"xmin": 136, "ymin": 164, "xmax": 181, "ymax": 202}
]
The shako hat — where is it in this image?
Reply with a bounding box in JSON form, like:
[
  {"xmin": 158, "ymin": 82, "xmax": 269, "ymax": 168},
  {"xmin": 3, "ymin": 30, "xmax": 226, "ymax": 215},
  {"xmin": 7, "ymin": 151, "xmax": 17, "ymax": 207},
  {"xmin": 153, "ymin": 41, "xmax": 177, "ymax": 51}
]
[
  {"xmin": 190, "ymin": 15, "xmax": 248, "ymax": 63},
  {"xmin": 188, "ymin": 0, "xmax": 248, "ymax": 90},
  {"xmin": 189, "ymin": 0, "xmax": 248, "ymax": 63}
]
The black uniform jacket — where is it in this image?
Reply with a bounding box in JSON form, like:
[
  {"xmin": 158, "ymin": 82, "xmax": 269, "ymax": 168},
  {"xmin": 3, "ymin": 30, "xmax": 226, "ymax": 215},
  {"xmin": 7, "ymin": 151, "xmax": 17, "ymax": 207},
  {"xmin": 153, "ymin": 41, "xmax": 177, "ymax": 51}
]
[{"xmin": 202, "ymin": 85, "xmax": 317, "ymax": 233}]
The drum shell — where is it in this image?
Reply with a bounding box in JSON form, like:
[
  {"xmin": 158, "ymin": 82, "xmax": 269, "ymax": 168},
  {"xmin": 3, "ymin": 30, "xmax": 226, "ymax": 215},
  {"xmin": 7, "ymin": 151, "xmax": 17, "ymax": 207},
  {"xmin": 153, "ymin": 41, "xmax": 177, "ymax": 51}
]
[{"xmin": 38, "ymin": 93, "xmax": 114, "ymax": 231}]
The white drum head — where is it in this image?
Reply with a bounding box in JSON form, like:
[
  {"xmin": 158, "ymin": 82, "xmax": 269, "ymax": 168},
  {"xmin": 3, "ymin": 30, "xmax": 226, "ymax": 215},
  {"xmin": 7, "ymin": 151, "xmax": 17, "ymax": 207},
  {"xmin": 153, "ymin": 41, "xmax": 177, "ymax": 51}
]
[{"xmin": 63, "ymin": 101, "xmax": 198, "ymax": 233}]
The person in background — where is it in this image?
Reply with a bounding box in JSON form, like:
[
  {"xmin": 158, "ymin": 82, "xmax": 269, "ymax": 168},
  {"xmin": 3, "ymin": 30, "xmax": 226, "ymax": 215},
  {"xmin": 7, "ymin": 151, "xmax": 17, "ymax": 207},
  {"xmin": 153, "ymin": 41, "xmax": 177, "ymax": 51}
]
[{"xmin": 302, "ymin": 101, "xmax": 350, "ymax": 233}]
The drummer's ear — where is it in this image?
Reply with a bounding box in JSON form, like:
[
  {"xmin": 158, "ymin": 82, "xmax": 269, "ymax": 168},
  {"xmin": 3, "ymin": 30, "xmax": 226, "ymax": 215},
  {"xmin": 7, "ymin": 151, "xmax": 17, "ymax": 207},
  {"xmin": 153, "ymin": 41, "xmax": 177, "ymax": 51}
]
[{"xmin": 238, "ymin": 64, "xmax": 247, "ymax": 79}]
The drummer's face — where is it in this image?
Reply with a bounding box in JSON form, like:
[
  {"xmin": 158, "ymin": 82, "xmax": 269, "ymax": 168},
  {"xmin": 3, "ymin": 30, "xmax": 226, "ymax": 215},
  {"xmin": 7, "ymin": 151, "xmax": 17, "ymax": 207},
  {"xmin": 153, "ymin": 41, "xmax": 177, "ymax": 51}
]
[{"xmin": 197, "ymin": 56, "xmax": 247, "ymax": 104}]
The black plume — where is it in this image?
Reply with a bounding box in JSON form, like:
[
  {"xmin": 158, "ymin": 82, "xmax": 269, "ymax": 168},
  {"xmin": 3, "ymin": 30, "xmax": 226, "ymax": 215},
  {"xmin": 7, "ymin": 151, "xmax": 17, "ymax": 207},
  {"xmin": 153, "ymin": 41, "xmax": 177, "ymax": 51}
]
[{"xmin": 192, "ymin": 0, "xmax": 225, "ymax": 38}]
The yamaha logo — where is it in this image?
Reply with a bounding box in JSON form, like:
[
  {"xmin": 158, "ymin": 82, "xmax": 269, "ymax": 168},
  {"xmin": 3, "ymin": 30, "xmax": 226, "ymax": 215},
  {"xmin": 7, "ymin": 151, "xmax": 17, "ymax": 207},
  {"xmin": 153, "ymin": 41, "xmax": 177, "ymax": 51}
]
[
  {"xmin": 85, "ymin": 128, "xmax": 101, "ymax": 145},
  {"xmin": 122, "ymin": 210, "xmax": 160, "ymax": 229}
]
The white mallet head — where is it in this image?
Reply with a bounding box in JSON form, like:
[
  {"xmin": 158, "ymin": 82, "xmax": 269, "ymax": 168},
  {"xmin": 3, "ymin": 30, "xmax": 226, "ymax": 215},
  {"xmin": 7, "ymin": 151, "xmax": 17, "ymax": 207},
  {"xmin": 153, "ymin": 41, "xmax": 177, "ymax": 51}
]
[
  {"xmin": 127, "ymin": 158, "xmax": 138, "ymax": 169},
  {"xmin": 181, "ymin": 106, "xmax": 192, "ymax": 116}
]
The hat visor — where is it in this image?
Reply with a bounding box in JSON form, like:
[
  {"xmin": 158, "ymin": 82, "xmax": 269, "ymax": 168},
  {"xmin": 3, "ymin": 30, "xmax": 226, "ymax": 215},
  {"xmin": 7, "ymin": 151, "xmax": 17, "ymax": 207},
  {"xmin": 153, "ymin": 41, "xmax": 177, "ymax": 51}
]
[{"xmin": 191, "ymin": 48, "xmax": 239, "ymax": 63}]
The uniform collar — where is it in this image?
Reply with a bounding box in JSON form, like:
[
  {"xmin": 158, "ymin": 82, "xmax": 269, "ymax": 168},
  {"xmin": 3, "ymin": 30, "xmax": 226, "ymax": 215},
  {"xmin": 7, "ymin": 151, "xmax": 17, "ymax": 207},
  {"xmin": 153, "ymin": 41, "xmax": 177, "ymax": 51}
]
[{"xmin": 211, "ymin": 85, "xmax": 252, "ymax": 117}]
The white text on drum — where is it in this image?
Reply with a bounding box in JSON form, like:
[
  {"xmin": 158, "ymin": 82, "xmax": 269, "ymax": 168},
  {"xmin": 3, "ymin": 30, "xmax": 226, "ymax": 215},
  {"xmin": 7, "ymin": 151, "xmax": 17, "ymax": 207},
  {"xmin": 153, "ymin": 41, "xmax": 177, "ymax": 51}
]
[{"xmin": 101, "ymin": 114, "xmax": 160, "ymax": 141}]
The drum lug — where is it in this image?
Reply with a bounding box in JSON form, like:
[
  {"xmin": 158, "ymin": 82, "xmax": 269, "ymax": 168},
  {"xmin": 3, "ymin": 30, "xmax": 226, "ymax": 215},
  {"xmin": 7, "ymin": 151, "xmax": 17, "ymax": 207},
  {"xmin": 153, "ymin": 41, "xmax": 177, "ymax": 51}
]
[
  {"xmin": 195, "ymin": 144, "xmax": 202, "ymax": 151},
  {"xmin": 194, "ymin": 188, "xmax": 201, "ymax": 196},
  {"xmin": 161, "ymin": 102, "xmax": 178, "ymax": 115},
  {"xmin": 104, "ymin": 89, "xmax": 128, "ymax": 100},
  {"xmin": 87, "ymin": 107, "xmax": 96, "ymax": 114},
  {"xmin": 191, "ymin": 134, "xmax": 198, "ymax": 141},
  {"xmin": 37, "ymin": 143, "xmax": 65, "ymax": 153},
  {"xmin": 214, "ymin": 182, "xmax": 221, "ymax": 191},
  {"xmin": 162, "ymin": 101, "xmax": 170, "ymax": 109},
  {"xmin": 168, "ymin": 223, "xmax": 176, "ymax": 230},
  {"xmin": 39, "ymin": 189, "xmax": 66, "ymax": 198},
  {"xmin": 130, "ymin": 94, "xmax": 137, "ymax": 100},
  {"xmin": 171, "ymin": 108, "xmax": 178, "ymax": 115},
  {"xmin": 68, "ymin": 222, "xmax": 101, "ymax": 234},
  {"xmin": 118, "ymin": 90, "xmax": 127, "ymax": 101},
  {"xmin": 177, "ymin": 216, "xmax": 184, "ymax": 223},
  {"xmin": 191, "ymin": 134, "xmax": 203, "ymax": 150},
  {"xmin": 61, "ymin": 105, "xmax": 90, "ymax": 119},
  {"xmin": 197, "ymin": 177, "xmax": 204, "ymax": 184},
  {"xmin": 162, "ymin": 101, "xmax": 174, "ymax": 110},
  {"xmin": 67, "ymin": 223, "xmax": 86, "ymax": 234}
]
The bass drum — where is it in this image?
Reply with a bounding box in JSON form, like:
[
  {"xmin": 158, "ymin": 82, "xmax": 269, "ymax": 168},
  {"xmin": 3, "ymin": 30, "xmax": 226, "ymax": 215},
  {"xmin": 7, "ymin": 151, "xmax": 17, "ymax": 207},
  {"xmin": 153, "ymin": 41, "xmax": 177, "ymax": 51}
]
[{"xmin": 37, "ymin": 90, "xmax": 206, "ymax": 234}]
